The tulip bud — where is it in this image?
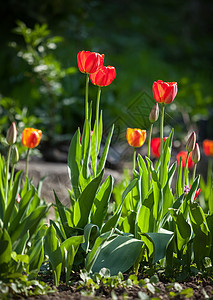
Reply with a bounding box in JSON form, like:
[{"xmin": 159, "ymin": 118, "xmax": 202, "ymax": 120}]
[
  {"xmin": 192, "ymin": 143, "xmax": 200, "ymax": 163},
  {"xmin": 186, "ymin": 131, "xmax": 196, "ymax": 152},
  {"xmin": 6, "ymin": 122, "xmax": 17, "ymax": 145},
  {"xmin": 149, "ymin": 103, "xmax": 159, "ymax": 123},
  {"xmin": 11, "ymin": 145, "xmax": 19, "ymax": 165}
]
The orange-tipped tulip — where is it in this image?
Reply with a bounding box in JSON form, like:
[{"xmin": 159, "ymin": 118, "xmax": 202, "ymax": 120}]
[
  {"xmin": 77, "ymin": 51, "xmax": 104, "ymax": 74},
  {"xmin": 203, "ymin": 139, "xmax": 213, "ymax": 157},
  {"xmin": 126, "ymin": 128, "xmax": 146, "ymax": 148},
  {"xmin": 176, "ymin": 151, "xmax": 194, "ymax": 169},
  {"xmin": 90, "ymin": 65, "xmax": 116, "ymax": 87},
  {"xmin": 152, "ymin": 80, "xmax": 177, "ymax": 104},
  {"xmin": 22, "ymin": 128, "xmax": 42, "ymax": 149}
]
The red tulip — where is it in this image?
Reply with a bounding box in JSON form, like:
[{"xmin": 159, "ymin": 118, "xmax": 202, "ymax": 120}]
[
  {"xmin": 126, "ymin": 128, "xmax": 146, "ymax": 148},
  {"xmin": 77, "ymin": 51, "xmax": 104, "ymax": 74},
  {"xmin": 176, "ymin": 151, "xmax": 194, "ymax": 169},
  {"xmin": 194, "ymin": 188, "xmax": 201, "ymax": 200},
  {"xmin": 151, "ymin": 137, "xmax": 168, "ymax": 158},
  {"xmin": 22, "ymin": 128, "xmax": 42, "ymax": 149},
  {"xmin": 203, "ymin": 139, "xmax": 213, "ymax": 157},
  {"xmin": 152, "ymin": 80, "xmax": 177, "ymax": 104},
  {"xmin": 90, "ymin": 65, "xmax": 116, "ymax": 87}
]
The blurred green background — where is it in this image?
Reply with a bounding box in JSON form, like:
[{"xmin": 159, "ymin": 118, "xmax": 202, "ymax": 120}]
[{"xmin": 0, "ymin": 0, "xmax": 213, "ymax": 161}]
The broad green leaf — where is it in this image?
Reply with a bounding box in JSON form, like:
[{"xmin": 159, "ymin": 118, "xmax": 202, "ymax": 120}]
[
  {"xmin": 79, "ymin": 119, "xmax": 91, "ymax": 189},
  {"xmin": 91, "ymin": 175, "xmax": 114, "ymax": 228},
  {"xmin": 101, "ymin": 178, "xmax": 138, "ymax": 233},
  {"xmin": 82, "ymin": 223, "xmax": 100, "ymax": 253},
  {"xmin": 140, "ymin": 230, "xmax": 173, "ymax": 263},
  {"xmin": 29, "ymin": 238, "xmax": 44, "ymax": 272},
  {"xmin": 138, "ymin": 191, "xmax": 154, "ymax": 233},
  {"xmin": 73, "ymin": 169, "xmax": 104, "ymax": 228},
  {"xmin": 85, "ymin": 231, "xmax": 112, "ymax": 273},
  {"xmin": 4, "ymin": 170, "xmax": 22, "ymax": 229},
  {"xmin": 68, "ymin": 129, "xmax": 82, "ymax": 200},
  {"xmin": 138, "ymin": 155, "xmax": 149, "ymax": 202},
  {"xmin": 13, "ymin": 230, "xmax": 29, "ymax": 254},
  {"xmin": 8, "ymin": 186, "xmax": 35, "ymax": 235},
  {"xmin": 161, "ymin": 129, "xmax": 174, "ymax": 187},
  {"xmin": 170, "ymin": 208, "xmax": 191, "ymax": 251},
  {"xmin": 91, "ymin": 120, "xmax": 98, "ymax": 176},
  {"xmin": 97, "ymin": 124, "xmax": 114, "ymax": 175},
  {"xmin": 44, "ymin": 225, "xmax": 62, "ymax": 286},
  {"xmin": 0, "ymin": 228, "xmax": 12, "ymax": 272},
  {"xmin": 61, "ymin": 235, "xmax": 84, "ymax": 283},
  {"xmin": 54, "ymin": 191, "xmax": 73, "ymax": 238},
  {"xmin": 91, "ymin": 235, "xmax": 143, "ymax": 275},
  {"xmin": 176, "ymin": 157, "xmax": 183, "ymax": 198}
]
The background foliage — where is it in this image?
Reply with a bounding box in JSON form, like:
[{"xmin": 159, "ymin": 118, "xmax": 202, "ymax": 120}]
[{"xmin": 0, "ymin": 0, "xmax": 213, "ymax": 157}]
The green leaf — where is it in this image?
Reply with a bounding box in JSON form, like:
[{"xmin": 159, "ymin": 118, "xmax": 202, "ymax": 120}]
[
  {"xmin": 61, "ymin": 235, "xmax": 84, "ymax": 283},
  {"xmin": 97, "ymin": 124, "xmax": 114, "ymax": 175},
  {"xmin": 138, "ymin": 155, "xmax": 149, "ymax": 202},
  {"xmin": 4, "ymin": 170, "xmax": 22, "ymax": 229},
  {"xmin": 170, "ymin": 208, "xmax": 191, "ymax": 251},
  {"xmin": 44, "ymin": 225, "xmax": 62, "ymax": 286},
  {"xmin": 161, "ymin": 129, "xmax": 174, "ymax": 187},
  {"xmin": 140, "ymin": 230, "xmax": 173, "ymax": 263},
  {"xmin": 29, "ymin": 238, "xmax": 44, "ymax": 272},
  {"xmin": 85, "ymin": 231, "xmax": 112, "ymax": 273},
  {"xmin": 91, "ymin": 175, "xmax": 114, "ymax": 228},
  {"xmin": 73, "ymin": 169, "xmax": 104, "ymax": 228},
  {"xmin": 101, "ymin": 178, "xmax": 138, "ymax": 233},
  {"xmin": 91, "ymin": 235, "xmax": 143, "ymax": 275},
  {"xmin": 176, "ymin": 157, "xmax": 183, "ymax": 198},
  {"xmin": 0, "ymin": 228, "xmax": 12, "ymax": 272},
  {"xmin": 82, "ymin": 223, "xmax": 100, "ymax": 253},
  {"xmin": 68, "ymin": 129, "xmax": 82, "ymax": 200},
  {"xmin": 79, "ymin": 119, "xmax": 91, "ymax": 189},
  {"xmin": 138, "ymin": 191, "xmax": 154, "ymax": 233}
]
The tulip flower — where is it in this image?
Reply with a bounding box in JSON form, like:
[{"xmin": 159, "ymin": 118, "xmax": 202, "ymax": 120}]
[
  {"xmin": 77, "ymin": 50, "xmax": 104, "ymax": 120},
  {"xmin": 151, "ymin": 137, "xmax": 168, "ymax": 158},
  {"xmin": 90, "ymin": 65, "xmax": 116, "ymax": 87},
  {"xmin": 126, "ymin": 128, "xmax": 146, "ymax": 148},
  {"xmin": 152, "ymin": 80, "xmax": 178, "ymax": 104},
  {"xmin": 203, "ymin": 139, "xmax": 213, "ymax": 157},
  {"xmin": 77, "ymin": 51, "xmax": 104, "ymax": 74},
  {"xmin": 186, "ymin": 131, "xmax": 196, "ymax": 153},
  {"xmin": 22, "ymin": 128, "xmax": 42, "ymax": 149},
  {"xmin": 127, "ymin": 128, "xmax": 146, "ymax": 171},
  {"xmin": 22, "ymin": 128, "xmax": 42, "ymax": 178},
  {"xmin": 6, "ymin": 122, "xmax": 17, "ymax": 145},
  {"xmin": 149, "ymin": 103, "xmax": 159, "ymax": 124},
  {"xmin": 176, "ymin": 151, "xmax": 194, "ymax": 169}
]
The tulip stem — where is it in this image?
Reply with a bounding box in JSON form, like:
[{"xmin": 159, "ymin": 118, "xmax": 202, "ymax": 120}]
[
  {"xmin": 148, "ymin": 123, "xmax": 153, "ymax": 190},
  {"xmin": 85, "ymin": 73, "xmax": 89, "ymax": 120},
  {"xmin": 192, "ymin": 163, "xmax": 197, "ymax": 183},
  {"xmin": 96, "ymin": 86, "xmax": 101, "ymax": 134},
  {"xmin": 183, "ymin": 151, "xmax": 190, "ymax": 190},
  {"xmin": 5, "ymin": 145, "xmax": 12, "ymax": 204},
  {"xmin": 133, "ymin": 147, "xmax": 136, "ymax": 171},
  {"xmin": 25, "ymin": 148, "xmax": 30, "ymax": 178},
  {"xmin": 160, "ymin": 103, "xmax": 165, "ymax": 185}
]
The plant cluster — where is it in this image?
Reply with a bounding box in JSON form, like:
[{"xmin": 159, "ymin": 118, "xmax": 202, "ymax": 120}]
[{"xmin": 0, "ymin": 48, "xmax": 213, "ymax": 298}]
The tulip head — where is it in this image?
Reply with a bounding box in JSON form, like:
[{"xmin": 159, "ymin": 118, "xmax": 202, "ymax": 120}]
[
  {"xmin": 176, "ymin": 151, "xmax": 194, "ymax": 169},
  {"xmin": 203, "ymin": 139, "xmax": 213, "ymax": 157},
  {"xmin": 186, "ymin": 131, "xmax": 196, "ymax": 152},
  {"xmin": 149, "ymin": 103, "xmax": 159, "ymax": 123},
  {"xmin": 192, "ymin": 143, "xmax": 200, "ymax": 163},
  {"xmin": 22, "ymin": 128, "xmax": 42, "ymax": 149},
  {"xmin": 11, "ymin": 145, "xmax": 19, "ymax": 165},
  {"xmin": 90, "ymin": 65, "xmax": 116, "ymax": 87},
  {"xmin": 152, "ymin": 80, "xmax": 177, "ymax": 104},
  {"xmin": 126, "ymin": 128, "xmax": 146, "ymax": 148},
  {"xmin": 77, "ymin": 51, "xmax": 104, "ymax": 74},
  {"xmin": 6, "ymin": 122, "xmax": 17, "ymax": 145}
]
